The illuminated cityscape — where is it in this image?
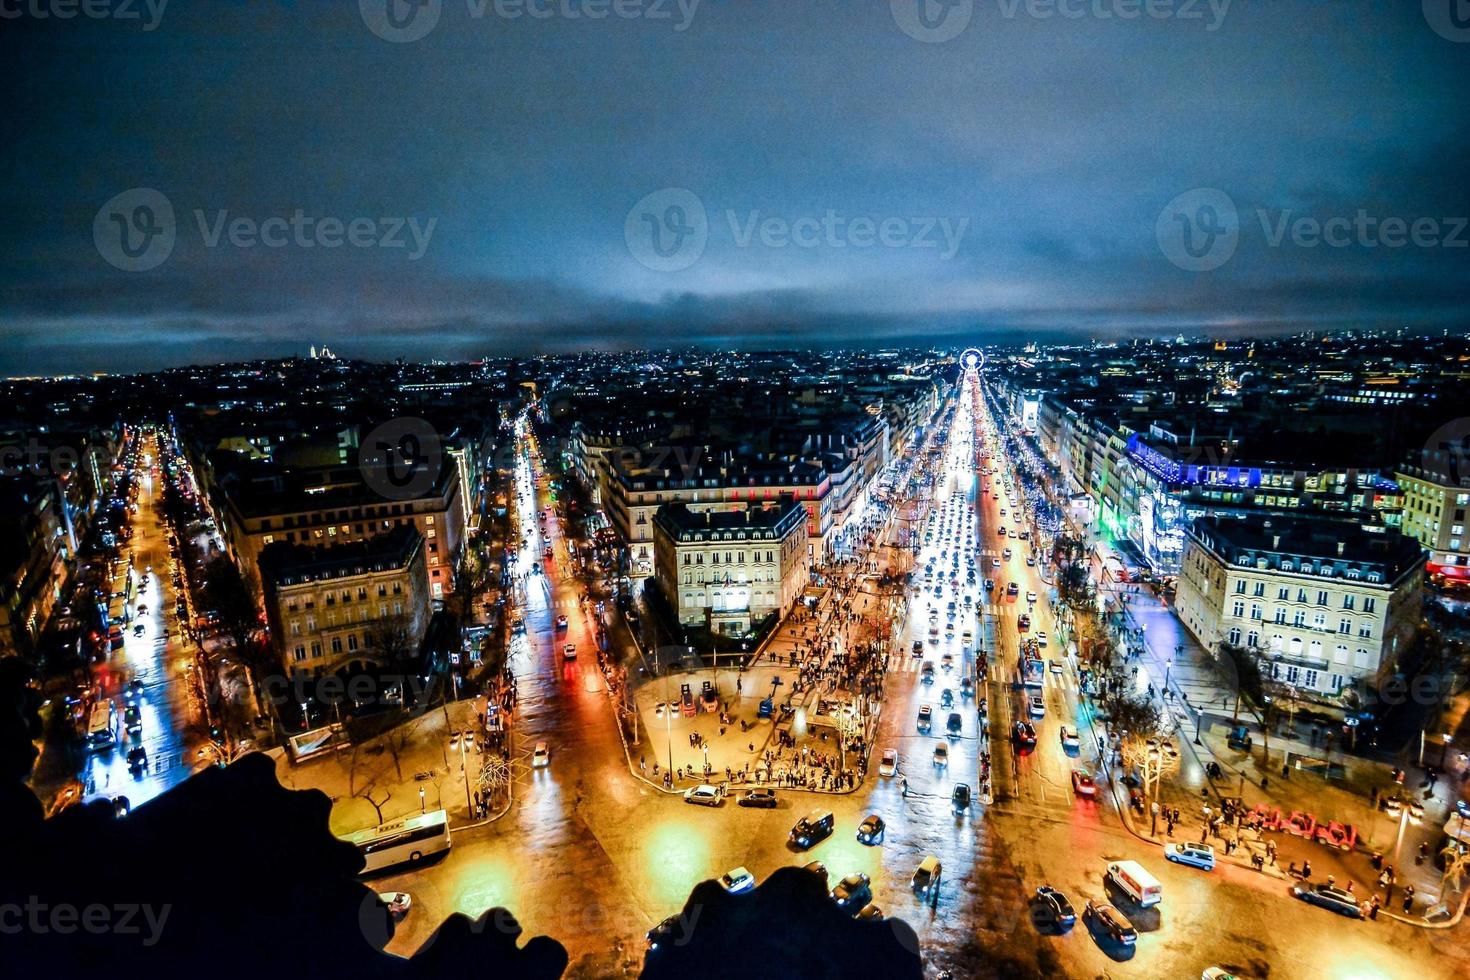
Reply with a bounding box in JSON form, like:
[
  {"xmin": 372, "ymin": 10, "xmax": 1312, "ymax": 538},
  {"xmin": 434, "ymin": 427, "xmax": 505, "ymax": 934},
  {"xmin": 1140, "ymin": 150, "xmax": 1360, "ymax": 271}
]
[{"xmin": 4, "ymin": 5, "xmax": 1470, "ymax": 980}]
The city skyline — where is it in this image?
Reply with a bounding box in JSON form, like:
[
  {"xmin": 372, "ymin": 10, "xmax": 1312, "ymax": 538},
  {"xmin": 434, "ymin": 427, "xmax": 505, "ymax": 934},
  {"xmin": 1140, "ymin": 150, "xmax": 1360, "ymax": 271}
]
[{"xmin": 4, "ymin": 2, "xmax": 1469, "ymax": 376}]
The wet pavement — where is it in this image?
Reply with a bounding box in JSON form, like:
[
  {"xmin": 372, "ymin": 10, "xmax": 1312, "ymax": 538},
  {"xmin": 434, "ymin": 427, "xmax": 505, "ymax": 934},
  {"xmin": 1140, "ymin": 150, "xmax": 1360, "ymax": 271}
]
[{"xmin": 361, "ymin": 378, "xmax": 1469, "ymax": 979}]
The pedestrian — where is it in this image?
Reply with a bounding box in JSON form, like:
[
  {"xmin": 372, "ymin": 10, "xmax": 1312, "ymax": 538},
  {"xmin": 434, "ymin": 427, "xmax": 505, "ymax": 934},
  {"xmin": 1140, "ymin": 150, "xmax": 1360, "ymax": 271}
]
[
  {"xmin": 1369, "ymin": 895, "xmax": 1380, "ymax": 920},
  {"xmin": 1345, "ymin": 881, "xmax": 1354, "ymax": 894},
  {"xmin": 1302, "ymin": 859, "xmax": 1312, "ymax": 880},
  {"xmin": 1403, "ymin": 886, "xmax": 1415, "ymax": 914}
]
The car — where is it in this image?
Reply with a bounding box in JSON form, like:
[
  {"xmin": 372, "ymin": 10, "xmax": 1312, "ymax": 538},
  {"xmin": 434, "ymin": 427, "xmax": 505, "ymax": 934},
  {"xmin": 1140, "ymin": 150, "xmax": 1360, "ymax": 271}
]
[
  {"xmin": 562, "ymin": 643, "xmax": 577, "ymax": 659},
  {"xmin": 1003, "ymin": 548, "xmax": 1012, "ymax": 561},
  {"xmin": 946, "ymin": 712, "xmax": 963, "ymax": 735},
  {"xmin": 1026, "ymin": 556, "xmax": 1036, "ymax": 567},
  {"xmin": 719, "ymin": 867, "xmax": 757, "ymax": 894},
  {"xmin": 1059, "ymin": 726, "xmax": 1080, "ymax": 750},
  {"xmin": 555, "ymin": 614, "xmax": 568, "ymax": 630},
  {"xmin": 1291, "ymin": 882, "xmax": 1364, "ymax": 918},
  {"xmin": 991, "ymin": 558, "xmax": 1002, "ymax": 570},
  {"xmin": 912, "ymin": 641, "xmax": 924, "ymax": 656},
  {"xmin": 123, "ymin": 705, "xmax": 142, "ymax": 736},
  {"xmin": 739, "ymin": 788, "xmax": 778, "ymax": 809},
  {"xmin": 878, "ymin": 749, "xmax": 899, "ymax": 777},
  {"xmin": 1381, "ymin": 796, "xmax": 1403, "ymax": 815},
  {"xmin": 961, "ymin": 630, "xmax": 973, "ymax": 646},
  {"xmin": 917, "ymin": 705, "xmax": 933, "ymax": 731},
  {"xmin": 1084, "ymin": 899, "xmax": 1137, "ymax": 945},
  {"xmin": 1035, "ymin": 885, "xmax": 1076, "ymax": 927},
  {"xmin": 1072, "ymin": 770, "xmax": 1097, "ymax": 797},
  {"xmin": 1028, "ymin": 695, "xmax": 1045, "ymax": 718},
  {"xmin": 940, "ymin": 652, "xmax": 954, "ymax": 670},
  {"xmin": 1026, "ymin": 591, "xmax": 1037, "ymax": 605},
  {"xmin": 802, "ymin": 861, "xmax": 829, "ymax": 885},
  {"xmin": 933, "ymin": 743, "xmax": 949, "ymax": 767},
  {"xmin": 856, "ymin": 814, "xmax": 886, "ymax": 844},
  {"xmin": 921, "ymin": 661, "xmax": 936, "ymax": 682},
  {"xmin": 126, "ymin": 745, "xmax": 148, "ymax": 772},
  {"xmin": 1007, "ymin": 582, "xmax": 1019, "ymax": 596},
  {"xmin": 952, "ymin": 783, "xmax": 971, "ymax": 809},
  {"xmin": 1201, "ymin": 970, "xmax": 1240, "ymax": 980},
  {"xmin": 1407, "ymin": 800, "xmax": 1425, "ymax": 822},
  {"xmin": 511, "ymin": 618, "xmax": 526, "ymax": 635},
  {"xmin": 1164, "ymin": 841, "xmax": 1215, "ymax": 870},
  {"xmin": 1036, "ymin": 631, "xmax": 1048, "ymax": 647},
  {"xmin": 912, "ymin": 856, "xmax": 942, "ymax": 897},
  {"xmin": 1012, "ymin": 721, "xmax": 1037, "ymax": 746},
  {"xmin": 939, "ymin": 688, "xmax": 954, "ymax": 708},
  {"xmin": 378, "ymin": 892, "xmax": 412, "ymax": 918},
  {"xmin": 531, "ymin": 741, "xmax": 550, "ymax": 767},
  {"xmin": 125, "ymin": 679, "xmax": 144, "ymax": 701},
  {"xmin": 984, "ymin": 578, "xmax": 995, "ymax": 592},
  {"xmin": 1017, "ymin": 614, "xmax": 1031, "ymax": 632},
  {"xmin": 683, "ymin": 784, "xmax": 724, "ymax": 807},
  {"xmin": 855, "ymin": 904, "xmax": 884, "ymax": 922},
  {"xmin": 997, "ymin": 526, "xmax": 1007, "ymax": 537},
  {"xmin": 645, "ymin": 913, "xmax": 683, "ymax": 951},
  {"xmin": 831, "ymin": 873, "xmax": 872, "ymax": 913}
]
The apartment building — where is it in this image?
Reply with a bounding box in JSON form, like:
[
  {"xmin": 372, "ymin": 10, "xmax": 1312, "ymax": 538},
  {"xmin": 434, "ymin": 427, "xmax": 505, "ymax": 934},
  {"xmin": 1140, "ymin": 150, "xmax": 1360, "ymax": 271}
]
[
  {"xmin": 651, "ymin": 497, "xmax": 809, "ymax": 635},
  {"xmin": 259, "ymin": 524, "xmax": 430, "ymax": 678},
  {"xmin": 1176, "ymin": 515, "xmax": 1424, "ymax": 700},
  {"xmin": 205, "ymin": 457, "xmax": 463, "ymax": 601},
  {"xmin": 1395, "ymin": 449, "xmax": 1470, "ymax": 585}
]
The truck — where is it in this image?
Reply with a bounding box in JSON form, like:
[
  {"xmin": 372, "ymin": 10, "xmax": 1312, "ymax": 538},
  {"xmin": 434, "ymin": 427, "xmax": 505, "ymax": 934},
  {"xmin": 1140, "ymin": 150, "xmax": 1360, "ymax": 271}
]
[{"xmin": 1023, "ymin": 658, "xmax": 1045, "ymax": 688}]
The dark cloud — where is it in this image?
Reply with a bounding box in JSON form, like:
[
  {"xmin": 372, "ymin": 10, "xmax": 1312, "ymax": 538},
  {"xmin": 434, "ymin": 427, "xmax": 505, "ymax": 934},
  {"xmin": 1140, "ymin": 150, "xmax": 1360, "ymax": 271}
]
[{"xmin": 1, "ymin": 0, "xmax": 1467, "ymax": 374}]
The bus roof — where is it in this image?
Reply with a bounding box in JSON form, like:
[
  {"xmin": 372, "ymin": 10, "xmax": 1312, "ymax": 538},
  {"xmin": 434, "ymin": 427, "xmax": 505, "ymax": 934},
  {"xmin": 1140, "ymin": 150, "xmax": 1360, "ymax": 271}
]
[{"xmin": 343, "ymin": 808, "xmax": 448, "ymax": 845}]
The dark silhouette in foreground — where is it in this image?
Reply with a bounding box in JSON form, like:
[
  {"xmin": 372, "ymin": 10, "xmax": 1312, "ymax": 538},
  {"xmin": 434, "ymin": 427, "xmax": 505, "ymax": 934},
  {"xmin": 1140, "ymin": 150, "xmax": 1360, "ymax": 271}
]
[{"xmin": 2, "ymin": 657, "xmax": 922, "ymax": 978}]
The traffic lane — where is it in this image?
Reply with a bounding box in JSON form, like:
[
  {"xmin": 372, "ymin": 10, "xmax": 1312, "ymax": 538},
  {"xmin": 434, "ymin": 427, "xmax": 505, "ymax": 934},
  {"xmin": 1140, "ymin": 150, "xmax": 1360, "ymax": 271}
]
[{"xmin": 1015, "ymin": 811, "xmax": 1463, "ymax": 980}]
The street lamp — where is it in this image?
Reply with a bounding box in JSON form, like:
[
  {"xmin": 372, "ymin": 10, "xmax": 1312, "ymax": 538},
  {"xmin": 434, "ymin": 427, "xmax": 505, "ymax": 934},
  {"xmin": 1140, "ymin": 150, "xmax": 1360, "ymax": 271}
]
[{"xmin": 419, "ymin": 786, "xmax": 426, "ymax": 814}]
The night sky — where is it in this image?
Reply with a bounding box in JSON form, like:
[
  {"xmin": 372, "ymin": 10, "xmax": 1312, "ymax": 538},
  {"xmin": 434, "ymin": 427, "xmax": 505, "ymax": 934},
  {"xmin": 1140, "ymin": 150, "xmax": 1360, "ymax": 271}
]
[{"xmin": 2, "ymin": 1, "xmax": 1467, "ymax": 375}]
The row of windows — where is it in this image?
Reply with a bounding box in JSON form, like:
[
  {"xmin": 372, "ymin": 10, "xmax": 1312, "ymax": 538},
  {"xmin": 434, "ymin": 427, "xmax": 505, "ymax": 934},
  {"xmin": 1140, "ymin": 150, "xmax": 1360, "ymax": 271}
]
[
  {"xmin": 286, "ymin": 582, "xmax": 403, "ymax": 612},
  {"xmin": 1226, "ymin": 601, "xmax": 1373, "ymax": 637},
  {"xmin": 291, "ymin": 628, "xmax": 394, "ymax": 661},
  {"xmin": 1232, "ymin": 580, "xmax": 1377, "ymax": 613},
  {"xmin": 262, "ymin": 507, "xmax": 434, "ymax": 531},
  {"xmin": 1225, "ymin": 629, "xmax": 1374, "ymax": 671},
  {"xmin": 682, "ymin": 550, "xmax": 781, "ymax": 565},
  {"xmin": 289, "ymin": 602, "xmax": 406, "ymax": 634}
]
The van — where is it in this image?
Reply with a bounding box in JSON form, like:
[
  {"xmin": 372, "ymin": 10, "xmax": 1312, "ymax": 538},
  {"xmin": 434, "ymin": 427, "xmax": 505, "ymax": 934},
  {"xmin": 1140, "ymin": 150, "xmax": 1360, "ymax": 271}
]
[
  {"xmin": 789, "ymin": 809, "xmax": 834, "ymax": 849},
  {"xmin": 1106, "ymin": 860, "xmax": 1162, "ymax": 908}
]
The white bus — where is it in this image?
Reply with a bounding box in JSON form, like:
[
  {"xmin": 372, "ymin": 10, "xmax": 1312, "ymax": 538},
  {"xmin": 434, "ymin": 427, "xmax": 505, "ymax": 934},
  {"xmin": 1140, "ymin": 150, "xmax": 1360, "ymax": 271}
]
[
  {"xmin": 84, "ymin": 700, "xmax": 117, "ymax": 752},
  {"xmin": 343, "ymin": 808, "xmax": 451, "ymax": 874}
]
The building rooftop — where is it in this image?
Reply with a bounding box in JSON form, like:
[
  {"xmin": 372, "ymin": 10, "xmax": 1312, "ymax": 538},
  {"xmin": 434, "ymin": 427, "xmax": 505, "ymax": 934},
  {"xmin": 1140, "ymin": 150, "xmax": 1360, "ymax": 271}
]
[
  {"xmin": 1189, "ymin": 514, "xmax": 1424, "ymax": 582},
  {"xmin": 258, "ymin": 524, "xmax": 423, "ymax": 587},
  {"xmin": 653, "ymin": 499, "xmax": 806, "ymax": 542}
]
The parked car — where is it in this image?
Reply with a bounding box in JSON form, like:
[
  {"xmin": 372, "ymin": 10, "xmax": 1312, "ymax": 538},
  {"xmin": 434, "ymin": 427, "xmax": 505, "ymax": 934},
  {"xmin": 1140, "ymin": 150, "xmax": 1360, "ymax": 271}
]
[
  {"xmin": 1071, "ymin": 770, "xmax": 1097, "ymax": 798},
  {"xmin": 878, "ymin": 748, "xmax": 899, "ymax": 777},
  {"xmin": 1059, "ymin": 726, "xmax": 1080, "ymax": 750}
]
